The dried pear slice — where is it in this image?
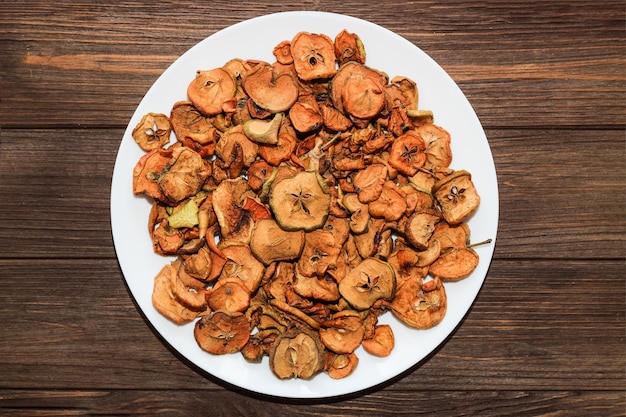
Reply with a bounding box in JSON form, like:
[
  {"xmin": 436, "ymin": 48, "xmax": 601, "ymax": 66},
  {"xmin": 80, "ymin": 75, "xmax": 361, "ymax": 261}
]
[
  {"xmin": 431, "ymin": 222, "xmax": 471, "ymax": 251},
  {"xmin": 132, "ymin": 112, "xmax": 171, "ymax": 151},
  {"xmin": 338, "ymin": 257, "xmax": 396, "ymax": 311},
  {"xmin": 415, "ymin": 124, "xmax": 452, "ymax": 171},
  {"xmin": 249, "ymin": 218, "xmax": 305, "ymax": 265},
  {"xmin": 187, "ymin": 68, "xmax": 237, "ymax": 116},
  {"xmin": 429, "ymin": 247, "xmax": 479, "ymax": 281},
  {"xmin": 194, "ymin": 310, "xmax": 251, "ymax": 355},
  {"xmin": 215, "ymin": 125, "xmax": 259, "ymax": 168},
  {"xmin": 268, "ymin": 171, "xmax": 331, "ymax": 231},
  {"xmin": 158, "ymin": 146, "xmax": 210, "ymax": 204},
  {"xmin": 269, "ymin": 328, "xmax": 326, "ymax": 380},
  {"xmin": 170, "ymin": 101, "xmax": 216, "ymax": 148},
  {"xmin": 433, "ymin": 170, "xmax": 480, "ymax": 225},
  {"xmin": 367, "ymin": 181, "xmax": 407, "ymax": 222}
]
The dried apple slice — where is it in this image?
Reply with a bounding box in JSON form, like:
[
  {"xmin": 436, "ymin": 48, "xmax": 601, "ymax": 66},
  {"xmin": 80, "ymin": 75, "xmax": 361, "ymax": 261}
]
[
  {"xmin": 334, "ymin": 29, "xmax": 366, "ymax": 66},
  {"xmin": 296, "ymin": 229, "xmax": 341, "ymax": 277},
  {"xmin": 415, "ymin": 123, "xmax": 452, "ymax": 171},
  {"xmin": 338, "ymin": 257, "xmax": 396, "ymax": 311},
  {"xmin": 194, "ymin": 311, "xmax": 251, "ymax": 355},
  {"xmin": 158, "ymin": 146, "xmax": 211, "ymax": 204},
  {"xmin": 249, "ymin": 218, "xmax": 305, "ymax": 265},
  {"xmin": 433, "ymin": 170, "xmax": 480, "ymax": 225},
  {"xmin": 269, "ymin": 328, "xmax": 326, "ymax": 380},
  {"xmin": 362, "ymin": 324, "xmax": 394, "ymax": 357},
  {"xmin": 389, "ymin": 276, "xmax": 447, "ymax": 330},
  {"xmin": 268, "ymin": 171, "xmax": 331, "ymax": 231},
  {"xmin": 169, "ymin": 101, "xmax": 216, "ymax": 147},
  {"xmin": 132, "ymin": 112, "xmax": 171, "ymax": 151},
  {"xmin": 206, "ymin": 278, "xmax": 251, "ymax": 313},
  {"xmin": 187, "ymin": 67, "xmax": 237, "ymax": 116},
  {"xmin": 242, "ymin": 62, "xmax": 299, "ymax": 113},
  {"xmin": 388, "ymin": 130, "xmax": 427, "ymax": 176},
  {"xmin": 353, "ymin": 163, "xmax": 387, "ymax": 204},
  {"xmin": 290, "ymin": 32, "xmax": 337, "ymax": 81},
  {"xmin": 429, "ymin": 247, "xmax": 479, "ymax": 281},
  {"xmin": 152, "ymin": 262, "xmax": 200, "ymax": 324},
  {"xmin": 326, "ymin": 352, "xmax": 359, "ymax": 379},
  {"xmin": 219, "ymin": 244, "xmax": 265, "ymax": 293},
  {"xmin": 319, "ymin": 310, "xmax": 365, "ymax": 354},
  {"xmin": 242, "ymin": 112, "xmax": 283, "ymax": 145},
  {"xmin": 404, "ymin": 209, "xmax": 440, "ymax": 250}
]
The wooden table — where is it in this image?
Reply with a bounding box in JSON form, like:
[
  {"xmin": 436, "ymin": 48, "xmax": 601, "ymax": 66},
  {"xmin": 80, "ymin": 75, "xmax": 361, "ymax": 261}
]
[{"xmin": 1, "ymin": 1, "xmax": 624, "ymax": 415}]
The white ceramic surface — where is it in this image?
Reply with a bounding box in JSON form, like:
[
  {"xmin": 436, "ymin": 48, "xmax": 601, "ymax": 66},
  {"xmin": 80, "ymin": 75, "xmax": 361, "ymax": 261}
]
[{"xmin": 111, "ymin": 11, "xmax": 499, "ymax": 399}]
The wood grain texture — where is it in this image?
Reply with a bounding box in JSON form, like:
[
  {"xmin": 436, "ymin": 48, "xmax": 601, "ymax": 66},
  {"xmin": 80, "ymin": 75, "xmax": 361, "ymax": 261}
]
[
  {"xmin": 0, "ymin": 0, "xmax": 624, "ymax": 415},
  {"xmin": 0, "ymin": 1, "xmax": 624, "ymax": 128}
]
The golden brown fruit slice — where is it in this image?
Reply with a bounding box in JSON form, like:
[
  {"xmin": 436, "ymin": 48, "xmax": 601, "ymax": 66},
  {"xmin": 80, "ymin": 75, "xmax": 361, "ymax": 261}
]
[
  {"xmin": 326, "ymin": 352, "xmax": 359, "ymax": 379},
  {"xmin": 290, "ymin": 32, "xmax": 337, "ymax": 81},
  {"xmin": 194, "ymin": 311, "xmax": 251, "ymax": 355},
  {"xmin": 319, "ymin": 310, "xmax": 365, "ymax": 354},
  {"xmin": 249, "ymin": 218, "xmax": 305, "ymax": 265},
  {"xmin": 433, "ymin": 170, "xmax": 480, "ymax": 225},
  {"xmin": 338, "ymin": 257, "xmax": 396, "ymax": 311},
  {"xmin": 132, "ymin": 112, "xmax": 171, "ymax": 151},
  {"xmin": 404, "ymin": 209, "xmax": 440, "ymax": 250},
  {"xmin": 268, "ymin": 171, "xmax": 331, "ymax": 231},
  {"xmin": 269, "ymin": 328, "xmax": 326, "ymax": 379},
  {"xmin": 187, "ymin": 68, "xmax": 237, "ymax": 116},
  {"xmin": 362, "ymin": 324, "xmax": 395, "ymax": 357},
  {"xmin": 389, "ymin": 276, "xmax": 447, "ymax": 329},
  {"xmin": 242, "ymin": 62, "xmax": 299, "ymax": 113},
  {"xmin": 334, "ymin": 29, "xmax": 366, "ymax": 66},
  {"xmin": 388, "ymin": 130, "xmax": 427, "ymax": 176},
  {"xmin": 152, "ymin": 262, "xmax": 200, "ymax": 324},
  {"xmin": 428, "ymin": 247, "xmax": 479, "ymax": 281}
]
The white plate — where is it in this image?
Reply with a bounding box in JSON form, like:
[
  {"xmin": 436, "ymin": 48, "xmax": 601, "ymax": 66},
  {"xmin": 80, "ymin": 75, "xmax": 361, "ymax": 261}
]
[{"xmin": 111, "ymin": 11, "xmax": 498, "ymax": 399}]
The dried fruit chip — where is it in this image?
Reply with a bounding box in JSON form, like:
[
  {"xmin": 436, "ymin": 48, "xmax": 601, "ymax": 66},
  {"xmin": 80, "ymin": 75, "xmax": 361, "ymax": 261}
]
[
  {"xmin": 339, "ymin": 257, "xmax": 396, "ymax": 311},
  {"xmin": 132, "ymin": 112, "xmax": 171, "ymax": 151},
  {"xmin": 269, "ymin": 171, "xmax": 331, "ymax": 231}
]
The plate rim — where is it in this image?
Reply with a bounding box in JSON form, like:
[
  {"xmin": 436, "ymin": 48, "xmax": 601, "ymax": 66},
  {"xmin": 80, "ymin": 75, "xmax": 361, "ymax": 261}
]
[{"xmin": 110, "ymin": 10, "xmax": 499, "ymax": 399}]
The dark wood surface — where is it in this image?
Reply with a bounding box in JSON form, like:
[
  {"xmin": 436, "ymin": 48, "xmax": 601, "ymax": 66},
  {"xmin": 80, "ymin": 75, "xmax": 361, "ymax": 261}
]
[{"xmin": 1, "ymin": 1, "xmax": 624, "ymax": 416}]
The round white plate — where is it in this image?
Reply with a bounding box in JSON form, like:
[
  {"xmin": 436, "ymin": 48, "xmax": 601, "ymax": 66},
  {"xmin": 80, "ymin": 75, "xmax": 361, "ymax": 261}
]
[{"xmin": 111, "ymin": 11, "xmax": 498, "ymax": 399}]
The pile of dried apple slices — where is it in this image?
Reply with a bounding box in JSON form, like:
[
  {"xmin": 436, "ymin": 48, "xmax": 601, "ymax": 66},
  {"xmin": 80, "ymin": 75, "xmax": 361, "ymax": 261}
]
[{"xmin": 131, "ymin": 30, "xmax": 484, "ymax": 380}]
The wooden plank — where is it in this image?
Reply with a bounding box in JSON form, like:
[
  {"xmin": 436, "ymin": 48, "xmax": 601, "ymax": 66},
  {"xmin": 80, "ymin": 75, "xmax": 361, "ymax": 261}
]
[
  {"xmin": 0, "ymin": 389, "xmax": 623, "ymax": 416},
  {"xmin": 0, "ymin": 128, "xmax": 623, "ymax": 259},
  {"xmin": 0, "ymin": 258, "xmax": 622, "ymax": 391},
  {"xmin": 0, "ymin": 1, "xmax": 623, "ymax": 128}
]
